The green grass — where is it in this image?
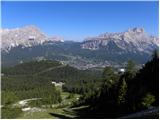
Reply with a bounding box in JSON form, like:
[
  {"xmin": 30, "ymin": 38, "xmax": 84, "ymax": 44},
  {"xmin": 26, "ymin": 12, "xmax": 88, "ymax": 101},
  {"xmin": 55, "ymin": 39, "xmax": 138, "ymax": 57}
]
[
  {"xmin": 17, "ymin": 108, "xmax": 55, "ymax": 119},
  {"xmin": 17, "ymin": 107, "xmax": 78, "ymax": 119},
  {"xmin": 16, "ymin": 89, "xmax": 81, "ymax": 119}
]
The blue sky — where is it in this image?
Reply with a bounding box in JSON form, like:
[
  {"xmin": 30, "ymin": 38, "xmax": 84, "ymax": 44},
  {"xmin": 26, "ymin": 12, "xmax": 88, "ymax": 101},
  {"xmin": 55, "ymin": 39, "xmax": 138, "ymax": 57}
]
[{"xmin": 1, "ymin": 1, "xmax": 159, "ymax": 41}]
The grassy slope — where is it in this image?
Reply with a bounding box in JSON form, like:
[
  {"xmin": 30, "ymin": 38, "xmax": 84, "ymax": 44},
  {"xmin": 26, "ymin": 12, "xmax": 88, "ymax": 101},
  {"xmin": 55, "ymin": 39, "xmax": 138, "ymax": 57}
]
[{"xmin": 16, "ymin": 90, "xmax": 80, "ymax": 119}]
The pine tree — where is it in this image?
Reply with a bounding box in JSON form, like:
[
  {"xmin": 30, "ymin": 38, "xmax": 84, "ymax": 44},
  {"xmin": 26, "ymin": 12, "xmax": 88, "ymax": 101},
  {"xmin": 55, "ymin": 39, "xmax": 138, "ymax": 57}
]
[
  {"xmin": 117, "ymin": 77, "xmax": 127, "ymax": 105},
  {"xmin": 126, "ymin": 49, "xmax": 159, "ymax": 111},
  {"xmin": 102, "ymin": 66, "xmax": 118, "ymax": 88},
  {"xmin": 125, "ymin": 60, "xmax": 137, "ymax": 80}
]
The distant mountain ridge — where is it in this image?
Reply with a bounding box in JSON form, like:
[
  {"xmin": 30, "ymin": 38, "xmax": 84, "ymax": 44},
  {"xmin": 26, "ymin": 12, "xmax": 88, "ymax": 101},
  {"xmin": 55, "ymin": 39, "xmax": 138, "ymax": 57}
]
[
  {"xmin": 1, "ymin": 25, "xmax": 64, "ymax": 52},
  {"xmin": 1, "ymin": 25, "xmax": 159, "ymax": 69},
  {"xmin": 82, "ymin": 27, "xmax": 158, "ymax": 54}
]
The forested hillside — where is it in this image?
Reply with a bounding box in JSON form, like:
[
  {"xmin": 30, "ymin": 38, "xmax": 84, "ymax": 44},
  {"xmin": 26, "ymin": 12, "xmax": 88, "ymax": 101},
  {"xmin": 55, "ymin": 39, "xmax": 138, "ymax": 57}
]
[
  {"xmin": 71, "ymin": 50, "xmax": 159, "ymax": 118},
  {"xmin": 1, "ymin": 51, "xmax": 158, "ymax": 119},
  {"xmin": 1, "ymin": 60, "xmax": 102, "ymax": 118}
]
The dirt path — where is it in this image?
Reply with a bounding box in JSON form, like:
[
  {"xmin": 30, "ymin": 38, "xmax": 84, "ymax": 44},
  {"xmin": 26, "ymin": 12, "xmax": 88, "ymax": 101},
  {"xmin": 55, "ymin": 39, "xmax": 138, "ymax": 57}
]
[
  {"xmin": 18, "ymin": 98, "xmax": 42, "ymax": 106},
  {"xmin": 13, "ymin": 98, "xmax": 42, "ymax": 107}
]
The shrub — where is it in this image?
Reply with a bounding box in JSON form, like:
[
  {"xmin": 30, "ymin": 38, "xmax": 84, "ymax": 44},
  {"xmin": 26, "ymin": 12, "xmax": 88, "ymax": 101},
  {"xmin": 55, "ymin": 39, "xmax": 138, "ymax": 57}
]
[{"xmin": 141, "ymin": 93, "xmax": 155, "ymax": 108}]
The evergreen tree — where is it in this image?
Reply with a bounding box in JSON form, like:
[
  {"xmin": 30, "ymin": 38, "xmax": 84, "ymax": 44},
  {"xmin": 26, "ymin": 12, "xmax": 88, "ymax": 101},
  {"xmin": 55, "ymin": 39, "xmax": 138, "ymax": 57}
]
[
  {"xmin": 125, "ymin": 60, "xmax": 137, "ymax": 80},
  {"xmin": 117, "ymin": 77, "xmax": 127, "ymax": 105},
  {"xmin": 102, "ymin": 66, "xmax": 118, "ymax": 88},
  {"xmin": 126, "ymin": 49, "xmax": 159, "ymax": 112}
]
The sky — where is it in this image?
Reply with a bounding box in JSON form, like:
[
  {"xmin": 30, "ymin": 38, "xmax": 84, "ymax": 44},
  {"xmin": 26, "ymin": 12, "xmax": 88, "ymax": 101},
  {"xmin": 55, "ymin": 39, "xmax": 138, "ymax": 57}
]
[{"xmin": 1, "ymin": 1, "xmax": 159, "ymax": 41}]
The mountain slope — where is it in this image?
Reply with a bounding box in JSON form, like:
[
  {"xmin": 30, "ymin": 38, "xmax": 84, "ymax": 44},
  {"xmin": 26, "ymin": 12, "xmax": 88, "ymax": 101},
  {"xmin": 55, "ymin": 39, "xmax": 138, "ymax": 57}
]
[
  {"xmin": 2, "ymin": 41, "xmax": 152, "ymax": 69},
  {"xmin": 1, "ymin": 26, "xmax": 158, "ymax": 69},
  {"xmin": 2, "ymin": 60, "xmax": 101, "ymax": 92}
]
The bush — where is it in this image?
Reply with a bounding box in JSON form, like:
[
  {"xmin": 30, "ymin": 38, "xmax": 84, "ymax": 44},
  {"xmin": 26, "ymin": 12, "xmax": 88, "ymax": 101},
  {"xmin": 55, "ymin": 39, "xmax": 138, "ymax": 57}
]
[
  {"xmin": 67, "ymin": 93, "xmax": 75, "ymax": 99},
  {"xmin": 1, "ymin": 91, "xmax": 19, "ymax": 105},
  {"xmin": 1, "ymin": 107, "xmax": 22, "ymax": 119},
  {"xmin": 141, "ymin": 93, "xmax": 155, "ymax": 108}
]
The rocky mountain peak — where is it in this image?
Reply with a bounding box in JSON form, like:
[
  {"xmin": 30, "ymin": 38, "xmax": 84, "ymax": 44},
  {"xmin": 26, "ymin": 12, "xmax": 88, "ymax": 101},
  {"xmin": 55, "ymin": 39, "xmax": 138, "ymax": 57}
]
[
  {"xmin": 81, "ymin": 28, "xmax": 158, "ymax": 54},
  {"xmin": 128, "ymin": 27, "xmax": 144, "ymax": 33},
  {"xmin": 1, "ymin": 25, "xmax": 64, "ymax": 52},
  {"xmin": 23, "ymin": 25, "xmax": 39, "ymax": 29}
]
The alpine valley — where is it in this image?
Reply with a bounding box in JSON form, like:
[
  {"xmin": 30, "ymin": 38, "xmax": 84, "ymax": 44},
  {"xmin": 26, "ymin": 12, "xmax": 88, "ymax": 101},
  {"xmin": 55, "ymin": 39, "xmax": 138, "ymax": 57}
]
[{"xmin": 1, "ymin": 25, "xmax": 159, "ymax": 69}]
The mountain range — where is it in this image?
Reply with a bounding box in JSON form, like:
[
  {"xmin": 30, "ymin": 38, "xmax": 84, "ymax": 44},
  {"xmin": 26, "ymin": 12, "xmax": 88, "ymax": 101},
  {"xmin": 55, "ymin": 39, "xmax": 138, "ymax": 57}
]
[
  {"xmin": 82, "ymin": 28, "xmax": 158, "ymax": 54},
  {"xmin": 1, "ymin": 25, "xmax": 159, "ymax": 69}
]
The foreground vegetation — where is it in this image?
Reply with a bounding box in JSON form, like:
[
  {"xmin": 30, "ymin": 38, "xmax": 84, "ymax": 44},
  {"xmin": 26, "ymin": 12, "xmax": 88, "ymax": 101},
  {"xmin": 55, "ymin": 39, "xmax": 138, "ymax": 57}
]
[
  {"xmin": 71, "ymin": 50, "xmax": 159, "ymax": 118},
  {"xmin": 1, "ymin": 50, "xmax": 159, "ymax": 118},
  {"xmin": 1, "ymin": 60, "xmax": 101, "ymax": 118}
]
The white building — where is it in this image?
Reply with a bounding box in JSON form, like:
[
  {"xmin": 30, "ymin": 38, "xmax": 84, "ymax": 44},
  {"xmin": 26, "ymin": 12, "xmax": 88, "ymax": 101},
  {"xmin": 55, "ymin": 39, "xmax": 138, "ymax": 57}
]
[
  {"xmin": 51, "ymin": 81, "xmax": 65, "ymax": 87},
  {"xmin": 119, "ymin": 68, "xmax": 125, "ymax": 73}
]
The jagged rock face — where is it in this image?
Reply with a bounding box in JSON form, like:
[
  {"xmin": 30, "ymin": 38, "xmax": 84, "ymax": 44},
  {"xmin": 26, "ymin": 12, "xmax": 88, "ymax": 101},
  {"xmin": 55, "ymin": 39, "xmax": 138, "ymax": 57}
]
[
  {"xmin": 81, "ymin": 28, "xmax": 158, "ymax": 54},
  {"xmin": 1, "ymin": 25, "xmax": 64, "ymax": 52}
]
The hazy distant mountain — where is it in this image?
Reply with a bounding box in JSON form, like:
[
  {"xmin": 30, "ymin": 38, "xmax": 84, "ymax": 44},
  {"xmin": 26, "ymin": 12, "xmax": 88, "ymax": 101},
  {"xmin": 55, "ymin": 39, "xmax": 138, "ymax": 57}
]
[
  {"xmin": 82, "ymin": 28, "xmax": 158, "ymax": 54},
  {"xmin": 1, "ymin": 26, "xmax": 158, "ymax": 69},
  {"xmin": 1, "ymin": 25, "xmax": 64, "ymax": 52}
]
